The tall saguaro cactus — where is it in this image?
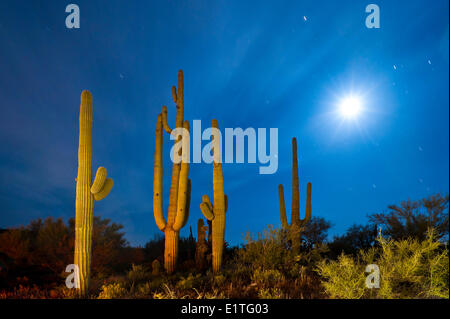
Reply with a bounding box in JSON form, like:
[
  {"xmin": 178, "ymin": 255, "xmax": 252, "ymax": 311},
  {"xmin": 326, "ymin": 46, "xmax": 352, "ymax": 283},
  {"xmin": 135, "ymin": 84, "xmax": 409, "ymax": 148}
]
[
  {"xmin": 74, "ymin": 90, "xmax": 114, "ymax": 296},
  {"xmin": 278, "ymin": 137, "xmax": 311, "ymax": 252},
  {"xmin": 153, "ymin": 70, "xmax": 191, "ymax": 274},
  {"xmin": 200, "ymin": 119, "xmax": 228, "ymax": 273}
]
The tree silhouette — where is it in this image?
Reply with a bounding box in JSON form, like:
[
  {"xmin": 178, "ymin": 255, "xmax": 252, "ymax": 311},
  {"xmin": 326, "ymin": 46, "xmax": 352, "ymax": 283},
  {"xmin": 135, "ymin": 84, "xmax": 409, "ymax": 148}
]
[{"xmin": 369, "ymin": 193, "xmax": 448, "ymax": 241}]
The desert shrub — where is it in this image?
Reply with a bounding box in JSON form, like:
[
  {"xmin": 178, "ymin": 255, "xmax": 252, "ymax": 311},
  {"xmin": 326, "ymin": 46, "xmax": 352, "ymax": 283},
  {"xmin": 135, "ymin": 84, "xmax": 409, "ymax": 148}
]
[
  {"xmin": 0, "ymin": 216, "xmax": 135, "ymax": 288},
  {"xmin": 317, "ymin": 229, "xmax": 449, "ymax": 299},
  {"xmin": 301, "ymin": 217, "xmax": 332, "ymax": 249},
  {"xmin": 127, "ymin": 264, "xmax": 151, "ymax": 286},
  {"xmin": 134, "ymin": 282, "xmax": 152, "ymax": 298},
  {"xmin": 235, "ymin": 226, "xmax": 296, "ymax": 274},
  {"xmin": 251, "ymin": 268, "xmax": 284, "ymax": 287},
  {"xmin": 176, "ymin": 273, "xmax": 203, "ymax": 290},
  {"xmin": 153, "ymin": 284, "xmax": 186, "ymax": 299},
  {"xmin": 232, "ymin": 225, "xmax": 326, "ymax": 298},
  {"xmin": 317, "ymin": 254, "xmax": 367, "ymax": 299},
  {"xmin": 97, "ymin": 282, "xmax": 127, "ymax": 299},
  {"xmin": 328, "ymin": 224, "xmax": 378, "ymax": 258},
  {"xmin": 258, "ymin": 287, "xmax": 284, "ymax": 299},
  {"xmin": 128, "ymin": 276, "xmax": 167, "ymax": 298},
  {"xmin": 193, "ymin": 288, "xmax": 225, "ymax": 299},
  {"xmin": 213, "ymin": 274, "xmax": 226, "ymax": 286},
  {"xmin": 235, "ymin": 225, "xmax": 327, "ymax": 276}
]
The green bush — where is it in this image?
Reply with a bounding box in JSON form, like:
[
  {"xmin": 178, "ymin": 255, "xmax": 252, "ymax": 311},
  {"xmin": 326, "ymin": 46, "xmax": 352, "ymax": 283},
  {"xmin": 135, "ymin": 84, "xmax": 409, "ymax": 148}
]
[
  {"xmin": 97, "ymin": 282, "xmax": 127, "ymax": 299},
  {"xmin": 235, "ymin": 226, "xmax": 298, "ymax": 274},
  {"xmin": 317, "ymin": 229, "xmax": 449, "ymax": 299},
  {"xmin": 316, "ymin": 254, "xmax": 367, "ymax": 299},
  {"xmin": 251, "ymin": 268, "xmax": 284, "ymax": 287},
  {"xmin": 258, "ymin": 287, "xmax": 284, "ymax": 299}
]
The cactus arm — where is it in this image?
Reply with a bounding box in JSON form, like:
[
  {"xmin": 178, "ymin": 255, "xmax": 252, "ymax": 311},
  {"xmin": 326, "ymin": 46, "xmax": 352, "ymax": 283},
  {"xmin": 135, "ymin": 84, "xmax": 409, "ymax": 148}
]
[
  {"xmin": 181, "ymin": 179, "xmax": 191, "ymax": 228},
  {"xmin": 278, "ymin": 184, "xmax": 290, "ymax": 228},
  {"xmin": 173, "ymin": 122, "xmax": 191, "ymax": 231},
  {"xmin": 161, "ymin": 106, "xmax": 173, "ymax": 134},
  {"xmin": 93, "ymin": 178, "xmax": 113, "ymax": 201},
  {"xmin": 200, "ymin": 195, "xmax": 214, "ymax": 221},
  {"xmin": 300, "ymin": 182, "xmax": 312, "ymax": 226},
  {"xmin": 165, "ymin": 71, "xmax": 185, "ymax": 228},
  {"xmin": 91, "ymin": 167, "xmax": 107, "ymax": 194},
  {"xmin": 153, "ymin": 113, "xmax": 167, "ymax": 231},
  {"xmin": 200, "ymin": 202, "xmax": 214, "ymax": 221},
  {"xmin": 172, "ymin": 86, "xmax": 177, "ymax": 104},
  {"xmin": 174, "ymin": 70, "xmax": 184, "ymax": 128},
  {"xmin": 291, "ymin": 137, "xmax": 300, "ymax": 224}
]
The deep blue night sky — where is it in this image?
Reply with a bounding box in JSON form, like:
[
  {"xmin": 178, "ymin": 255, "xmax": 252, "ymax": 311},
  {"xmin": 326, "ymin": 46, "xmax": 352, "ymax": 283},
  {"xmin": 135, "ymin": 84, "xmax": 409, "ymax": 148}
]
[{"xmin": 0, "ymin": 0, "xmax": 448, "ymax": 246}]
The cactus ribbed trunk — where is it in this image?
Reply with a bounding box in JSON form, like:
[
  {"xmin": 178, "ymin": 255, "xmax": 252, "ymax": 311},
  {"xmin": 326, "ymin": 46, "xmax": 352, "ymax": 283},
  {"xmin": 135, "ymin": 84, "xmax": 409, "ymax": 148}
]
[
  {"xmin": 74, "ymin": 91, "xmax": 95, "ymax": 297},
  {"xmin": 200, "ymin": 119, "xmax": 227, "ymax": 273},
  {"xmin": 211, "ymin": 214, "xmax": 225, "ymax": 273},
  {"xmin": 74, "ymin": 90, "xmax": 114, "ymax": 297},
  {"xmin": 211, "ymin": 131, "xmax": 225, "ymax": 273},
  {"xmin": 164, "ymin": 229, "xmax": 179, "ymax": 274},
  {"xmin": 291, "ymin": 137, "xmax": 300, "ymax": 222}
]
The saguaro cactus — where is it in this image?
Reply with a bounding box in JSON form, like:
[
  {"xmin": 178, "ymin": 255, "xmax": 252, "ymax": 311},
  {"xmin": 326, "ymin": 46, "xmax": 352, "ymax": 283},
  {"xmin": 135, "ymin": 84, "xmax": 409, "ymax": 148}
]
[
  {"xmin": 200, "ymin": 119, "xmax": 228, "ymax": 273},
  {"xmin": 278, "ymin": 137, "xmax": 311, "ymax": 252},
  {"xmin": 74, "ymin": 90, "xmax": 114, "ymax": 296},
  {"xmin": 152, "ymin": 259, "xmax": 161, "ymax": 276},
  {"xmin": 153, "ymin": 70, "xmax": 191, "ymax": 274},
  {"xmin": 195, "ymin": 219, "xmax": 209, "ymax": 271}
]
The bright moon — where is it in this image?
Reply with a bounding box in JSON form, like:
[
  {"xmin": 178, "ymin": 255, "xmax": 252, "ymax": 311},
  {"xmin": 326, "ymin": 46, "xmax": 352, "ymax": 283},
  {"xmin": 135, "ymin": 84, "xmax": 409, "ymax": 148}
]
[{"xmin": 338, "ymin": 96, "xmax": 363, "ymax": 119}]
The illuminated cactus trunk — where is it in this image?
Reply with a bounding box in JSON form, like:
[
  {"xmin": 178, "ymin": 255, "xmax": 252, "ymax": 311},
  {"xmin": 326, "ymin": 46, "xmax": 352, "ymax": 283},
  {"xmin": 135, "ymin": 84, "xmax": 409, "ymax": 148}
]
[
  {"xmin": 74, "ymin": 90, "xmax": 114, "ymax": 296},
  {"xmin": 153, "ymin": 70, "xmax": 191, "ymax": 274},
  {"xmin": 278, "ymin": 137, "xmax": 311, "ymax": 252},
  {"xmin": 200, "ymin": 119, "xmax": 228, "ymax": 273}
]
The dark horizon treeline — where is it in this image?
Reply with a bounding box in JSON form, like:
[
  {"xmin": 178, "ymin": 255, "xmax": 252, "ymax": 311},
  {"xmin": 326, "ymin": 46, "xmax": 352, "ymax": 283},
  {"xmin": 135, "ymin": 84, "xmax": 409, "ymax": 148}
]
[{"xmin": 0, "ymin": 192, "xmax": 448, "ymax": 290}]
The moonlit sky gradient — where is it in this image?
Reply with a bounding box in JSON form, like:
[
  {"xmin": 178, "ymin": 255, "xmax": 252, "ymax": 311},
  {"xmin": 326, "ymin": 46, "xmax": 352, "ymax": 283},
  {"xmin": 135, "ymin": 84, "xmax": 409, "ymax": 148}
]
[{"xmin": 0, "ymin": 0, "xmax": 448, "ymax": 246}]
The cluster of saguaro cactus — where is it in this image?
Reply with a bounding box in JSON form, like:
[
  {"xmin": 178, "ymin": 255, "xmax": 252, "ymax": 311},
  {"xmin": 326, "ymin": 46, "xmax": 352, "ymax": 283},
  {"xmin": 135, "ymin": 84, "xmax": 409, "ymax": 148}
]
[
  {"xmin": 70, "ymin": 70, "xmax": 317, "ymax": 290},
  {"xmin": 200, "ymin": 119, "xmax": 228, "ymax": 273},
  {"xmin": 74, "ymin": 90, "xmax": 114, "ymax": 296},
  {"xmin": 153, "ymin": 70, "xmax": 191, "ymax": 274},
  {"xmin": 195, "ymin": 219, "xmax": 209, "ymax": 271},
  {"xmin": 278, "ymin": 137, "xmax": 311, "ymax": 252}
]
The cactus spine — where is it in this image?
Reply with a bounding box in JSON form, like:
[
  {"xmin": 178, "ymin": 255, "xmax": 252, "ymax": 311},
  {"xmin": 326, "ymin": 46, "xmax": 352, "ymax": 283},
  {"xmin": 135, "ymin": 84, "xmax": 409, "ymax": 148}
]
[
  {"xmin": 153, "ymin": 70, "xmax": 191, "ymax": 274},
  {"xmin": 74, "ymin": 90, "xmax": 114, "ymax": 296},
  {"xmin": 278, "ymin": 137, "xmax": 311, "ymax": 252},
  {"xmin": 200, "ymin": 119, "xmax": 228, "ymax": 273}
]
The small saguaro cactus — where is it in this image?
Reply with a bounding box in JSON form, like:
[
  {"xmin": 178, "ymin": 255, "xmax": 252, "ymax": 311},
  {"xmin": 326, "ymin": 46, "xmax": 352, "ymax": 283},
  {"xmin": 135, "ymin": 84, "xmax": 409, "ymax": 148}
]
[
  {"xmin": 152, "ymin": 259, "xmax": 161, "ymax": 276},
  {"xmin": 74, "ymin": 90, "xmax": 114, "ymax": 296},
  {"xmin": 153, "ymin": 70, "xmax": 191, "ymax": 274},
  {"xmin": 195, "ymin": 219, "xmax": 209, "ymax": 271},
  {"xmin": 200, "ymin": 119, "xmax": 228, "ymax": 273},
  {"xmin": 278, "ymin": 137, "xmax": 311, "ymax": 252}
]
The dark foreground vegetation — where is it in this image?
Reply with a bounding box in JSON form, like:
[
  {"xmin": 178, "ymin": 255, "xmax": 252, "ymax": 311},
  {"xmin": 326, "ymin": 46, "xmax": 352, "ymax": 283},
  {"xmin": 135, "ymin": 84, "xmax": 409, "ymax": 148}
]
[{"xmin": 0, "ymin": 193, "xmax": 448, "ymax": 299}]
